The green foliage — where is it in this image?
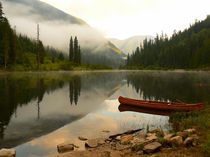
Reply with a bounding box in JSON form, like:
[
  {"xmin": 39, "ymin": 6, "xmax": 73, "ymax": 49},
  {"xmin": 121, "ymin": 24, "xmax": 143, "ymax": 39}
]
[
  {"xmin": 126, "ymin": 16, "xmax": 210, "ymax": 69},
  {"xmin": 0, "ymin": 2, "xmax": 78, "ymax": 71},
  {"xmin": 203, "ymin": 134, "xmax": 210, "ymax": 156},
  {"xmin": 69, "ymin": 36, "xmax": 73, "ymax": 61},
  {"xmin": 0, "ymin": 13, "xmax": 16, "ymax": 68},
  {"xmin": 157, "ymin": 137, "xmax": 168, "ymax": 146},
  {"xmin": 0, "ymin": 2, "xmax": 3, "ymax": 20},
  {"xmin": 132, "ymin": 143, "xmax": 144, "ymax": 151},
  {"xmin": 170, "ymin": 107, "xmax": 210, "ymax": 156}
]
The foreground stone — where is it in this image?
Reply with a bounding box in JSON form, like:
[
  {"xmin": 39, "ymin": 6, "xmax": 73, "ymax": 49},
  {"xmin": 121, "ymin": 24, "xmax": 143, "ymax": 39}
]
[
  {"xmin": 177, "ymin": 131, "xmax": 188, "ymax": 139},
  {"xmin": 143, "ymin": 142, "xmax": 162, "ymax": 153},
  {"xmin": 0, "ymin": 148, "xmax": 16, "ymax": 157},
  {"xmin": 56, "ymin": 128, "xmax": 199, "ymax": 156},
  {"xmin": 184, "ymin": 134, "xmax": 199, "ymax": 146},
  {"xmin": 184, "ymin": 128, "xmax": 196, "ymax": 134},
  {"xmin": 170, "ymin": 136, "xmax": 183, "ymax": 146},
  {"xmin": 85, "ymin": 138, "xmax": 105, "ymax": 148},
  {"xmin": 146, "ymin": 133, "xmax": 157, "ymax": 142},
  {"xmin": 57, "ymin": 142, "xmax": 74, "ymax": 153},
  {"xmin": 163, "ymin": 133, "xmax": 174, "ymax": 141}
]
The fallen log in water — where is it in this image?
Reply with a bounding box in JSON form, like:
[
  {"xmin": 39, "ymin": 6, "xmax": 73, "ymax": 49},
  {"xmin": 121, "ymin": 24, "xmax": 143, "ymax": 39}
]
[{"xmin": 109, "ymin": 128, "xmax": 143, "ymax": 139}]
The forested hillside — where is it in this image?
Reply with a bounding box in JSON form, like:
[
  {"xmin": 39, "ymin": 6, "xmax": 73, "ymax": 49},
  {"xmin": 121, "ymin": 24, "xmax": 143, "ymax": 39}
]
[
  {"xmin": 3, "ymin": 0, "xmax": 125, "ymax": 68},
  {"xmin": 127, "ymin": 16, "xmax": 210, "ymax": 69},
  {"xmin": 0, "ymin": 2, "xmax": 110, "ymax": 70},
  {"xmin": 0, "ymin": 2, "xmax": 69, "ymax": 70}
]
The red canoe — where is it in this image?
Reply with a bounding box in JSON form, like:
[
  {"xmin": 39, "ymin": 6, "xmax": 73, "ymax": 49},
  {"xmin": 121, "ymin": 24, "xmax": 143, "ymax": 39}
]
[{"xmin": 118, "ymin": 96, "xmax": 204, "ymax": 111}]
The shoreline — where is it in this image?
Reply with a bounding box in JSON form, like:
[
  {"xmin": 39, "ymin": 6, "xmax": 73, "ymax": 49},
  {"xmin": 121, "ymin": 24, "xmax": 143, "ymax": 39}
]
[
  {"xmin": 1, "ymin": 69, "xmax": 210, "ymax": 74},
  {"xmin": 55, "ymin": 127, "xmax": 202, "ymax": 157}
]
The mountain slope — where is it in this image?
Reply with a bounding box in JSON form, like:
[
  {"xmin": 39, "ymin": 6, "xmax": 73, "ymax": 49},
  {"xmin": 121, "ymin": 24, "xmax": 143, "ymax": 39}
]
[
  {"xmin": 110, "ymin": 35, "xmax": 153, "ymax": 54},
  {"xmin": 127, "ymin": 16, "xmax": 210, "ymax": 69},
  {"xmin": 2, "ymin": 0, "xmax": 125, "ymax": 67},
  {"xmin": 5, "ymin": 0, "xmax": 87, "ymax": 25}
]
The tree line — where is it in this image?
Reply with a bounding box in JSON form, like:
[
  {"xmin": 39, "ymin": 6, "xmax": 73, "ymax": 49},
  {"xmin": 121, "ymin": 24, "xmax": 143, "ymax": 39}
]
[
  {"xmin": 0, "ymin": 2, "xmax": 16, "ymax": 68},
  {"xmin": 126, "ymin": 16, "xmax": 210, "ymax": 69}
]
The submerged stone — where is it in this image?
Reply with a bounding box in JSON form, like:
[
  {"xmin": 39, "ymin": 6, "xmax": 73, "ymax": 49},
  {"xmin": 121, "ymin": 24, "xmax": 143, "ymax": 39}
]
[
  {"xmin": 78, "ymin": 136, "xmax": 88, "ymax": 141},
  {"xmin": 0, "ymin": 148, "xmax": 16, "ymax": 157},
  {"xmin": 57, "ymin": 142, "xmax": 74, "ymax": 153}
]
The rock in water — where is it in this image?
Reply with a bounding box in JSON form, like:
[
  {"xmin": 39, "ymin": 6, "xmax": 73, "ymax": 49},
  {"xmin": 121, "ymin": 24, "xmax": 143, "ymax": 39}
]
[
  {"xmin": 85, "ymin": 139, "xmax": 98, "ymax": 148},
  {"xmin": 121, "ymin": 135, "xmax": 133, "ymax": 144},
  {"xmin": 102, "ymin": 130, "xmax": 110, "ymax": 133},
  {"xmin": 0, "ymin": 148, "xmax": 16, "ymax": 157},
  {"xmin": 143, "ymin": 142, "xmax": 162, "ymax": 153},
  {"xmin": 78, "ymin": 136, "xmax": 88, "ymax": 141},
  {"xmin": 57, "ymin": 142, "xmax": 74, "ymax": 153}
]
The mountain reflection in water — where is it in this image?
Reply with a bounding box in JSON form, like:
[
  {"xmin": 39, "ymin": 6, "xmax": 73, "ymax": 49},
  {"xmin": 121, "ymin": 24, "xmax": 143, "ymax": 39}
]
[
  {"xmin": 0, "ymin": 72, "xmax": 125, "ymax": 148},
  {"xmin": 0, "ymin": 71, "xmax": 210, "ymax": 157}
]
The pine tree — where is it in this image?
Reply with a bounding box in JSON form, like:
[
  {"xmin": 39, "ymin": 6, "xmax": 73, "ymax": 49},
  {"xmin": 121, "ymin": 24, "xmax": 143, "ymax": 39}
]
[
  {"xmin": 0, "ymin": 2, "xmax": 4, "ymax": 21},
  {"xmin": 69, "ymin": 36, "xmax": 73, "ymax": 61},
  {"xmin": 38, "ymin": 41, "xmax": 45, "ymax": 64},
  {"xmin": 127, "ymin": 54, "xmax": 130, "ymax": 66},
  {"xmin": 2, "ymin": 30, "xmax": 9, "ymax": 69},
  {"xmin": 9, "ymin": 29, "xmax": 16, "ymax": 64},
  {"xmin": 73, "ymin": 36, "xmax": 78, "ymax": 63},
  {"xmin": 78, "ymin": 45, "xmax": 81, "ymax": 64}
]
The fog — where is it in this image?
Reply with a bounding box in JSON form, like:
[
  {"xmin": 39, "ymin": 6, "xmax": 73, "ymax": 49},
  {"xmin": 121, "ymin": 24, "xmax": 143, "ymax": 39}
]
[{"xmin": 2, "ymin": 0, "xmax": 111, "ymax": 54}]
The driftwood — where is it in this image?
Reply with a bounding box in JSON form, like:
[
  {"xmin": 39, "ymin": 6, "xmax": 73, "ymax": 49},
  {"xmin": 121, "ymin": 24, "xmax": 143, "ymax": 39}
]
[{"xmin": 109, "ymin": 128, "xmax": 142, "ymax": 139}]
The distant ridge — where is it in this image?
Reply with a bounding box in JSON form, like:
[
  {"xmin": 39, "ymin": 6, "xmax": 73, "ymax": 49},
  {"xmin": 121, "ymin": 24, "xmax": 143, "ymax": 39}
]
[
  {"xmin": 5, "ymin": 0, "xmax": 87, "ymax": 24},
  {"xmin": 109, "ymin": 35, "xmax": 153, "ymax": 54}
]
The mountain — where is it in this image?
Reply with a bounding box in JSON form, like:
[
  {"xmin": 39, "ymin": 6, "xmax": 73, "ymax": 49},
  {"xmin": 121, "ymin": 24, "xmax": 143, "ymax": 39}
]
[
  {"xmin": 2, "ymin": 0, "xmax": 125, "ymax": 67},
  {"xmin": 110, "ymin": 35, "xmax": 153, "ymax": 54},
  {"xmin": 3, "ymin": 0, "xmax": 87, "ymax": 25}
]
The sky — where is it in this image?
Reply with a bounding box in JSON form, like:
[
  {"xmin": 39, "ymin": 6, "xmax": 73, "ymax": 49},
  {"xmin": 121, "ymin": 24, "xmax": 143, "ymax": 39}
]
[{"xmin": 41, "ymin": 0, "xmax": 210, "ymax": 39}]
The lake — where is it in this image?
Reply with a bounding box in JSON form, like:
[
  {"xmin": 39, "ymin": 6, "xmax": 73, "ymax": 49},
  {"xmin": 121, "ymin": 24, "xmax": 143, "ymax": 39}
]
[{"xmin": 0, "ymin": 70, "xmax": 210, "ymax": 157}]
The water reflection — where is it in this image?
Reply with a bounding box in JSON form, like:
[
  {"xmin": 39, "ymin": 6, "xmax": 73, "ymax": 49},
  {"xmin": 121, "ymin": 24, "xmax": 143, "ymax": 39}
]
[
  {"xmin": 126, "ymin": 71, "xmax": 210, "ymax": 103},
  {"xmin": 118, "ymin": 104, "xmax": 173, "ymax": 116},
  {"xmin": 0, "ymin": 71, "xmax": 210, "ymax": 157},
  {"xmin": 69, "ymin": 76, "xmax": 81, "ymax": 105},
  {"xmin": 0, "ymin": 74, "xmax": 66, "ymax": 143},
  {"xmin": 0, "ymin": 72, "xmax": 125, "ymax": 148}
]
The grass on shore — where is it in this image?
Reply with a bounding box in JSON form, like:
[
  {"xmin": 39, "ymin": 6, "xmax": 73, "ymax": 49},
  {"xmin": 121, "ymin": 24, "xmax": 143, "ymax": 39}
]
[
  {"xmin": 0, "ymin": 61, "xmax": 112, "ymax": 72},
  {"xmin": 170, "ymin": 105, "xmax": 210, "ymax": 156}
]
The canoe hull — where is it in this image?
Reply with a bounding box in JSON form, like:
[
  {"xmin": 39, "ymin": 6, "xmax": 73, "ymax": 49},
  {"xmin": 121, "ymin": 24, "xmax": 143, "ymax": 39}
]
[{"xmin": 118, "ymin": 96, "xmax": 204, "ymax": 111}]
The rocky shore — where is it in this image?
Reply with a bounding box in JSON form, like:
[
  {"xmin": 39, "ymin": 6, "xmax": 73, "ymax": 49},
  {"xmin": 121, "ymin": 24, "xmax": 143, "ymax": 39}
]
[
  {"xmin": 56, "ymin": 128, "xmax": 200, "ymax": 157},
  {"xmin": 0, "ymin": 128, "xmax": 200, "ymax": 157}
]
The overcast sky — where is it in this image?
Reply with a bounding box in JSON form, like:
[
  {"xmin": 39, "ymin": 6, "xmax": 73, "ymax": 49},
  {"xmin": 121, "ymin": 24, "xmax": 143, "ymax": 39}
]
[{"xmin": 40, "ymin": 0, "xmax": 210, "ymax": 39}]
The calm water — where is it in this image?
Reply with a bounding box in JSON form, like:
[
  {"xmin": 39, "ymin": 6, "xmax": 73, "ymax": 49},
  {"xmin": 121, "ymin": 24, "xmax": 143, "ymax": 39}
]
[{"xmin": 0, "ymin": 71, "xmax": 210, "ymax": 157}]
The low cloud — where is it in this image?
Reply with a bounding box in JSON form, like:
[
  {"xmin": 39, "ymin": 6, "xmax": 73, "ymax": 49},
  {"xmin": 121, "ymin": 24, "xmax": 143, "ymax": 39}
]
[{"xmin": 2, "ymin": 0, "xmax": 109, "ymax": 53}]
